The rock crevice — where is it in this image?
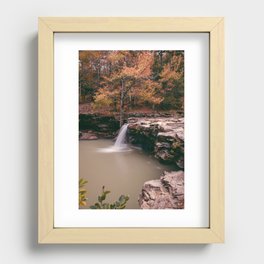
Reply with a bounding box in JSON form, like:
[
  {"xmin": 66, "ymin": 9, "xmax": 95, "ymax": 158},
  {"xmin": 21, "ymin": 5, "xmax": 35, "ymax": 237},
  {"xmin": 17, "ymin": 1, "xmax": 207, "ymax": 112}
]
[
  {"xmin": 128, "ymin": 117, "xmax": 184, "ymax": 169},
  {"xmin": 138, "ymin": 171, "xmax": 184, "ymax": 209}
]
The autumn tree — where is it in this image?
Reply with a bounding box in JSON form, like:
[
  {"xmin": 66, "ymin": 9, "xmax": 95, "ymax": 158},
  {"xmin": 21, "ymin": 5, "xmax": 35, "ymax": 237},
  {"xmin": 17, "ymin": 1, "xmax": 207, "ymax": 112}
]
[
  {"xmin": 94, "ymin": 51, "xmax": 163, "ymax": 126},
  {"xmin": 79, "ymin": 50, "xmax": 184, "ymax": 123},
  {"xmin": 79, "ymin": 51, "xmax": 109, "ymax": 103},
  {"xmin": 158, "ymin": 51, "xmax": 184, "ymax": 111}
]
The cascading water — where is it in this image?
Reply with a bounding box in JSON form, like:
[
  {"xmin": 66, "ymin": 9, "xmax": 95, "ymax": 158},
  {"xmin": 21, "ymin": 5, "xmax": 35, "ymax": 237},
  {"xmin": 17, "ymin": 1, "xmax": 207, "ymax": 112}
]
[
  {"xmin": 114, "ymin": 123, "xmax": 128, "ymax": 149},
  {"xmin": 97, "ymin": 123, "xmax": 130, "ymax": 153}
]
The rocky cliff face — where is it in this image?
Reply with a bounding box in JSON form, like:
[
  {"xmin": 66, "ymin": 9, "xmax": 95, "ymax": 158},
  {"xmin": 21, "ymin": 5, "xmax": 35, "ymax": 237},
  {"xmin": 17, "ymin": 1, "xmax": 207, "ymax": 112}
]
[
  {"xmin": 128, "ymin": 117, "xmax": 184, "ymax": 169},
  {"xmin": 79, "ymin": 115, "xmax": 185, "ymax": 209},
  {"xmin": 79, "ymin": 114, "xmax": 119, "ymax": 139},
  {"xmin": 138, "ymin": 171, "xmax": 184, "ymax": 209},
  {"xmin": 128, "ymin": 117, "xmax": 184, "ymax": 209}
]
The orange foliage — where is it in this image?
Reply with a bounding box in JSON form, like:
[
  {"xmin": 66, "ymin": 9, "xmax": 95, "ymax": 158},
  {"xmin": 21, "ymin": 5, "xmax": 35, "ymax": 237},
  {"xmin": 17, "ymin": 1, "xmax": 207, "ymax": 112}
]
[{"xmin": 79, "ymin": 50, "xmax": 184, "ymax": 114}]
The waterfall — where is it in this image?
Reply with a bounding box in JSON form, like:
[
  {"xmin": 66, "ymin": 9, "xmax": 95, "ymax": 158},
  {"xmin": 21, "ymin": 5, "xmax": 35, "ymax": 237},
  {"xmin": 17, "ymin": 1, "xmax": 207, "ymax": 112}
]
[
  {"xmin": 114, "ymin": 124, "xmax": 128, "ymax": 148},
  {"xmin": 97, "ymin": 123, "xmax": 130, "ymax": 153}
]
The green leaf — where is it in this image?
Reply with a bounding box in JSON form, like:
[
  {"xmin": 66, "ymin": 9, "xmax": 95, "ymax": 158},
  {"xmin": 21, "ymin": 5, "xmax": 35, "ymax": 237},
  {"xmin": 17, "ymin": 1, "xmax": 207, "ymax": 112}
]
[
  {"xmin": 101, "ymin": 193, "xmax": 106, "ymax": 202},
  {"xmin": 95, "ymin": 203, "xmax": 101, "ymax": 208},
  {"xmin": 89, "ymin": 185, "xmax": 129, "ymax": 209}
]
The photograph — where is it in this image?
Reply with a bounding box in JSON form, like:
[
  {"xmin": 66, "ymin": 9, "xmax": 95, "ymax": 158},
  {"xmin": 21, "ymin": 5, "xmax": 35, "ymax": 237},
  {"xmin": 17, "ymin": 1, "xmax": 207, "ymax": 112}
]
[{"xmin": 79, "ymin": 50, "xmax": 184, "ymax": 209}]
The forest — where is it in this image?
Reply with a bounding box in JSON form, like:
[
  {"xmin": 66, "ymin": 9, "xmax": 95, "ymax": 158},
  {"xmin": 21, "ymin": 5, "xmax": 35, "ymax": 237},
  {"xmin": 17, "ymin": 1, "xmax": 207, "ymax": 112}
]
[
  {"xmin": 79, "ymin": 50, "xmax": 184, "ymax": 125},
  {"xmin": 79, "ymin": 50, "xmax": 185, "ymax": 209}
]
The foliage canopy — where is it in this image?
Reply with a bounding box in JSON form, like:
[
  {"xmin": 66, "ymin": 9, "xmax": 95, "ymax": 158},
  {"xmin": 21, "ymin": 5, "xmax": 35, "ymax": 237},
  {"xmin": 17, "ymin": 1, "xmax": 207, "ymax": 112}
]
[{"xmin": 79, "ymin": 50, "xmax": 184, "ymax": 122}]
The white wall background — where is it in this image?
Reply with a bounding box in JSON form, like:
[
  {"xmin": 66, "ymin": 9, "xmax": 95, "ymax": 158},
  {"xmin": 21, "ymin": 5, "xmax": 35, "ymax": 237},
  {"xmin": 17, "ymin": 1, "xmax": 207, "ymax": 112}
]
[{"xmin": 0, "ymin": 0, "xmax": 263, "ymax": 263}]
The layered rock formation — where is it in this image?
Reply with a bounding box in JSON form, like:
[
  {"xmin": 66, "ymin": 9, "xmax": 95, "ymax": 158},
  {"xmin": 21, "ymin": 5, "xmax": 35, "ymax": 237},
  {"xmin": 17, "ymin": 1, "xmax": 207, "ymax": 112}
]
[
  {"xmin": 79, "ymin": 115, "xmax": 185, "ymax": 209},
  {"xmin": 79, "ymin": 131, "xmax": 98, "ymax": 140},
  {"xmin": 128, "ymin": 117, "xmax": 184, "ymax": 209},
  {"xmin": 138, "ymin": 171, "xmax": 184, "ymax": 209},
  {"xmin": 128, "ymin": 117, "xmax": 184, "ymax": 169},
  {"xmin": 79, "ymin": 114, "xmax": 119, "ymax": 139}
]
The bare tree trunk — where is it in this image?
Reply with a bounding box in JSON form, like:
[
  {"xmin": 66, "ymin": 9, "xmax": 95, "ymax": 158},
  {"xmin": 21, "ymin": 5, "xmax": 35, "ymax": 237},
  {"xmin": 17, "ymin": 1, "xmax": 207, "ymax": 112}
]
[
  {"xmin": 120, "ymin": 79, "xmax": 125, "ymax": 127},
  {"xmin": 129, "ymin": 92, "xmax": 132, "ymax": 110},
  {"xmin": 159, "ymin": 51, "xmax": 163, "ymax": 66},
  {"xmin": 97, "ymin": 66, "xmax": 100, "ymax": 84},
  {"xmin": 79, "ymin": 85, "xmax": 81, "ymax": 102}
]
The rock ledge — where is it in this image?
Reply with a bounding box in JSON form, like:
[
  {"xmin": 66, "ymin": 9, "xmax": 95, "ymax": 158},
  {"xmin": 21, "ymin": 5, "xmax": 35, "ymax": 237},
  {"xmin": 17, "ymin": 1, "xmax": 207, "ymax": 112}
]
[
  {"xmin": 138, "ymin": 171, "xmax": 184, "ymax": 209},
  {"xmin": 128, "ymin": 117, "xmax": 184, "ymax": 168}
]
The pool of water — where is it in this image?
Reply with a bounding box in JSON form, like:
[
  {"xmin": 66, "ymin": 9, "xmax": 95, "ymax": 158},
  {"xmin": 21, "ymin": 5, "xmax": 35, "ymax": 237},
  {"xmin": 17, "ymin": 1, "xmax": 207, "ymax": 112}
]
[{"xmin": 79, "ymin": 139, "xmax": 174, "ymax": 209}]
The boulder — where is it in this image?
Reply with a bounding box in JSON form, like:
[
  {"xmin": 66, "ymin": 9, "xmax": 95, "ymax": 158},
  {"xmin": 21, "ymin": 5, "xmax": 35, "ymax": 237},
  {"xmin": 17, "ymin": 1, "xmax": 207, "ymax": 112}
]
[
  {"xmin": 79, "ymin": 131, "xmax": 98, "ymax": 140},
  {"xmin": 138, "ymin": 171, "xmax": 184, "ymax": 209},
  {"xmin": 128, "ymin": 117, "xmax": 184, "ymax": 169}
]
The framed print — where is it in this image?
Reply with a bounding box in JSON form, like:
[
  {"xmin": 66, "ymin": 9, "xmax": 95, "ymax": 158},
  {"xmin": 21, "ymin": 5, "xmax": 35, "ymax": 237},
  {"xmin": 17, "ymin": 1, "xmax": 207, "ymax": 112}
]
[{"xmin": 38, "ymin": 17, "xmax": 224, "ymax": 244}]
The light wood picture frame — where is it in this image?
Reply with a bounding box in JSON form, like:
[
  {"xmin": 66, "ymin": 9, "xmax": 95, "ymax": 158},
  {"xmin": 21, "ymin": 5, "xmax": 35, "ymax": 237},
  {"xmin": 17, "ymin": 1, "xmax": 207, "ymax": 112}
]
[{"xmin": 38, "ymin": 17, "xmax": 224, "ymax": 244}]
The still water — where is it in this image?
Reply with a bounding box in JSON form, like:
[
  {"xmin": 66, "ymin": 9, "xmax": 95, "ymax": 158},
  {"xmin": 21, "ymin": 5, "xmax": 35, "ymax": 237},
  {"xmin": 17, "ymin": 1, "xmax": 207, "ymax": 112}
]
[{"xmin": 79, "ymin": 139, "xmax": 173, "ymax": 209}]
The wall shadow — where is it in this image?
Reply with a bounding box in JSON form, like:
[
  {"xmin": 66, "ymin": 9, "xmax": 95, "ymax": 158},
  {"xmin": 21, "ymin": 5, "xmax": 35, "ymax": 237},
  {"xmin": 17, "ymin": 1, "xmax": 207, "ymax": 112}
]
[{"xmin": 26, "ymin": 34, "xmax": 38, "ymax": 250}]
